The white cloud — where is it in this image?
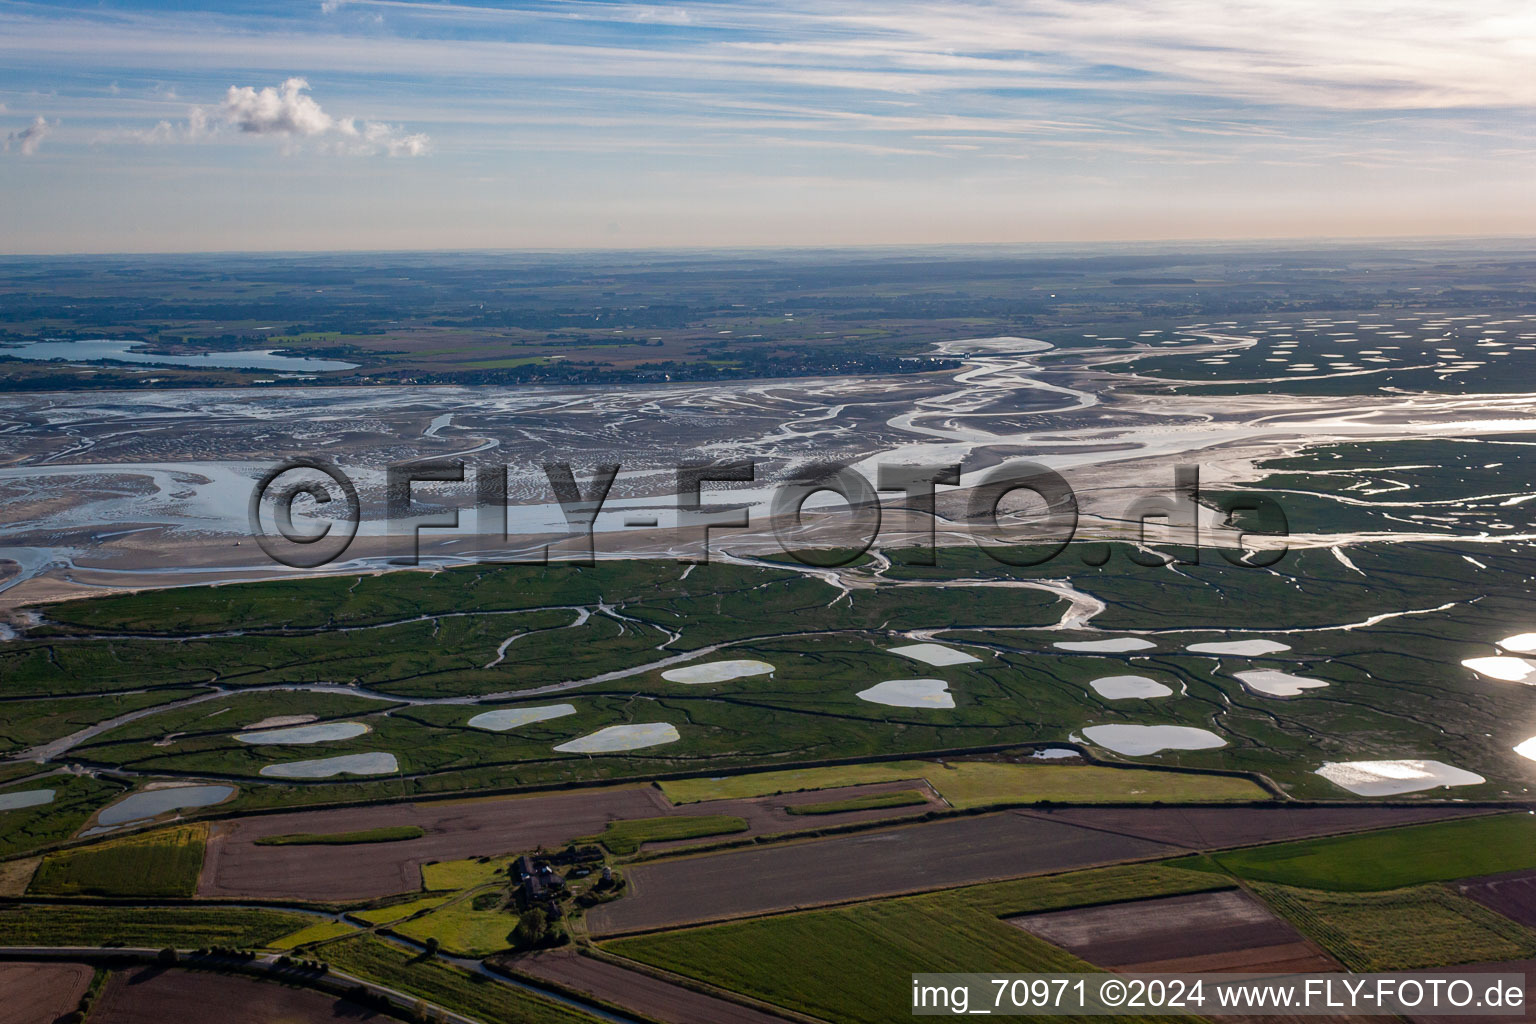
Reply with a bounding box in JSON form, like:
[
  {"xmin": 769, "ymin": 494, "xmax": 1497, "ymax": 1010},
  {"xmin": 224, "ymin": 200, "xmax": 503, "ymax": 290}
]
[
  {"xmin": 167, "ymin": 77, "xmax": 430, "ymax": 155},
  {"xmin": 220, "ymin": 77, "xmax": 335, "ymax": 137},
  {"xmin": 4, "ymin": 115, "xmax": 53, "ymax": 156}
]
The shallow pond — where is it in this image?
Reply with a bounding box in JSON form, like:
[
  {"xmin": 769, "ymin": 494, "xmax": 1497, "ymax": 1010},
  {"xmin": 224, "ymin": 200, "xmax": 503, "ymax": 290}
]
[
  {"xmin": 554, "ymin": 723, "xmax": 680, "ymax": 753},
  {"xmin": 259, "ymin": 752, "xmax": 398, "ymax": 778},
  {"xmin": 1462, "ymin": 656, "xmax": 1536, "ymax": 683},
  {"xmin": 1088, "ymin": 675, "xmax": 1173, "ymax": 700},
  {"xmin": 1081, "ymin": 724, "xmax": 1225, "ymax": 755},
  {"xmin": 1187, "ymin": 639, "xmax": 1291, "ymax": 656},
  {"xmin": 468, "ymin": 704, "xmax": 577, "ymax": 731},
  {"xmin": 888, "ymin": 643, "xmax": 980, "ymax": 667},
  {"xmin": 234, "ymin": 721, "xmax": 370, "ymax": 745},
  {"xmin": 1234, "ymin": 670, "xmax": 1328, "ymax": 698},
  {"xmin": 1054, "ymin": 638, "xmax": 1156, "ymax": 653},
  {"xmin": 1314, "ymin": 759, "xmax": 1484, "ymax": 796},
  {"xmin": 97, "ymin": 784, "xmax": 236, "ymax": 826},
  {"xmin": 662, "ymin": 660, "xmax": 775, "ymax": 684},
  {"xmin": 856, "ymin": 678, "xmax": 955, "ymax": 709},
  {"xmin": 0, "ymin": 789, "xmax": 55, "ymax": 812}
]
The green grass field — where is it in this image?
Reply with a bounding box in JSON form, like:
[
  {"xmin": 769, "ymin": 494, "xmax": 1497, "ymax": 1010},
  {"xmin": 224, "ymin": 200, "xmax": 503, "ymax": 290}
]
[
  {"xmin": 395, "ymin": 898, "xmax": 521, "ymax": 956},
  {"xmin": 255, "ymin": 825, "xmax": 425, "ymax": 846},
  {"xmin": 29, "ymin": 823, "xmax": 207, "ymax": 898},
  {"xmin": 661, "ymin": 760, "xmax": 1268, "ymax": 808},
  {"xmin": 325, "ymin": 935, "xmax": 599, "ymax": 1024},
  {"xmin": 586, "ymin": 814, "xmax": 748, "ymax": 855},
  {"xmin": 421, "ymin": 856, "xmax": 512, "ymax": 890},
  {"xmin": 660, "ymin": 762, "xmax": 931, "ymax": 803},
  {"xmin": 930, "ymin": 761, "xmax": 1267, "ymax": 808},
  {"xmin": 1258, "ymin": 883, "xmax": 1536, "ymax": 970},
  {"xmin": 786, "ymin": 789, "xmax": 929, "ymax": 815},
  {"xmin": 1177, "ymin": 813, "xmax": 1536, "ymax": 891},
  {"xmin": 0, "ymin": 904, "xmax": 307, "ymax": 947}
]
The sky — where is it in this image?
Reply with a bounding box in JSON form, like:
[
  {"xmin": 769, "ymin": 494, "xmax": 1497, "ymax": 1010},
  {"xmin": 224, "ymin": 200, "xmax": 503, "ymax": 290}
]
[{"xmin": 0, "ymin": 0, "xmax": 1532, "ymax": 253}]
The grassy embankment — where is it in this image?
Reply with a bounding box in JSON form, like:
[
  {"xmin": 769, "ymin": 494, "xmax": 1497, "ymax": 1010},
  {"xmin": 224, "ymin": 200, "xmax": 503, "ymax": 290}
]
[
  {"xmin": 785, "ymin": 790, "xmax": 929, "ymax": 815},
  {"xmin": 255, "ymin": 826, "xmax": 426, "ymax": 846},
  {"xmin": 584, "ymin": 815, "xmax": 748, "ymax": 855}
]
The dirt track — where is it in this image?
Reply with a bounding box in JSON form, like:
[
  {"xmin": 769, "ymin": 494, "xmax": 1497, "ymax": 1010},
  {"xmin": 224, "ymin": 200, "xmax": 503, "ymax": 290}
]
[
  {"xmin": 587, "ymin": 809, "xmax": 1178, "ymax": 935},
  {"xmin": 506, "ymin": 949, "xmax": 794, "ymax": 1024},
  {"xmin": 0, "ymin": 962, "xmax": 92, "ymax": 1024},
  {"xmin": 200, "ymin": 780, "xmax": 944, "ymax": 901},
  {"xmin": 89, "ymin": 967, "xmax": 382, "ymax": 1023}
]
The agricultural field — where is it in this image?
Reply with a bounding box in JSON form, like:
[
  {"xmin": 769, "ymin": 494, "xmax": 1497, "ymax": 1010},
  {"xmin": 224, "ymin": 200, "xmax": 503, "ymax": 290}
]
[
  {"xmin": 0, "ymin": 904, "xmax": 308, "ymax": 947},
  {"xmin": 29, "ymin": 823, "xmax": 207, "ymax": 898},
  {"xmin": 0, "ymin": 963, "xmax": 94, "ymax": 1024},
  {"xmin": 1007, "ymin": 888, "xmax": 1336, "ymax": 973},
  {"xmin": 606, "ymin": 875, "xmax": 1213, "ymax": 1024},
  {"xmin": 395, "ymin": 897, "xmax": 524, "ymax": 957},
  {"xmin": 1258, "ymin": 883, "xmax": 1536, "ymax": 971},
  {"xmin": 587, "ymin": 811, "xmax": 1181, "ymax": 934},
  {"xmin": 507, "ymin": 949, "xmax": 792, "ymax": 1024},
  {"xmin": 88, "ymin": 968, "xmax": 386, "ymax": 1024},
  {"xmin": 323, "ymin": 936, "xmax": 602, "ymax": 1024},
  {"xmin": 1457, "ymin": 870, "xmax": 1536, "ymax": 929},
  {"xmin": 1179, "ymin": 813, "xmax": 1536, "ymax": 890},
  {"xmin": 659, "ymin": 758, "xmax": 1268, "ymax": 807}
]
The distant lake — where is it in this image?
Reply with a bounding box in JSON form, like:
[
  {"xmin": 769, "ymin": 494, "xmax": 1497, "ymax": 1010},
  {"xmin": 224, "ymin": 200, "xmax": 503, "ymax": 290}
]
[{"xmin": 2, "ymin": 338, "xmax": 357, "ymax": 372}]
